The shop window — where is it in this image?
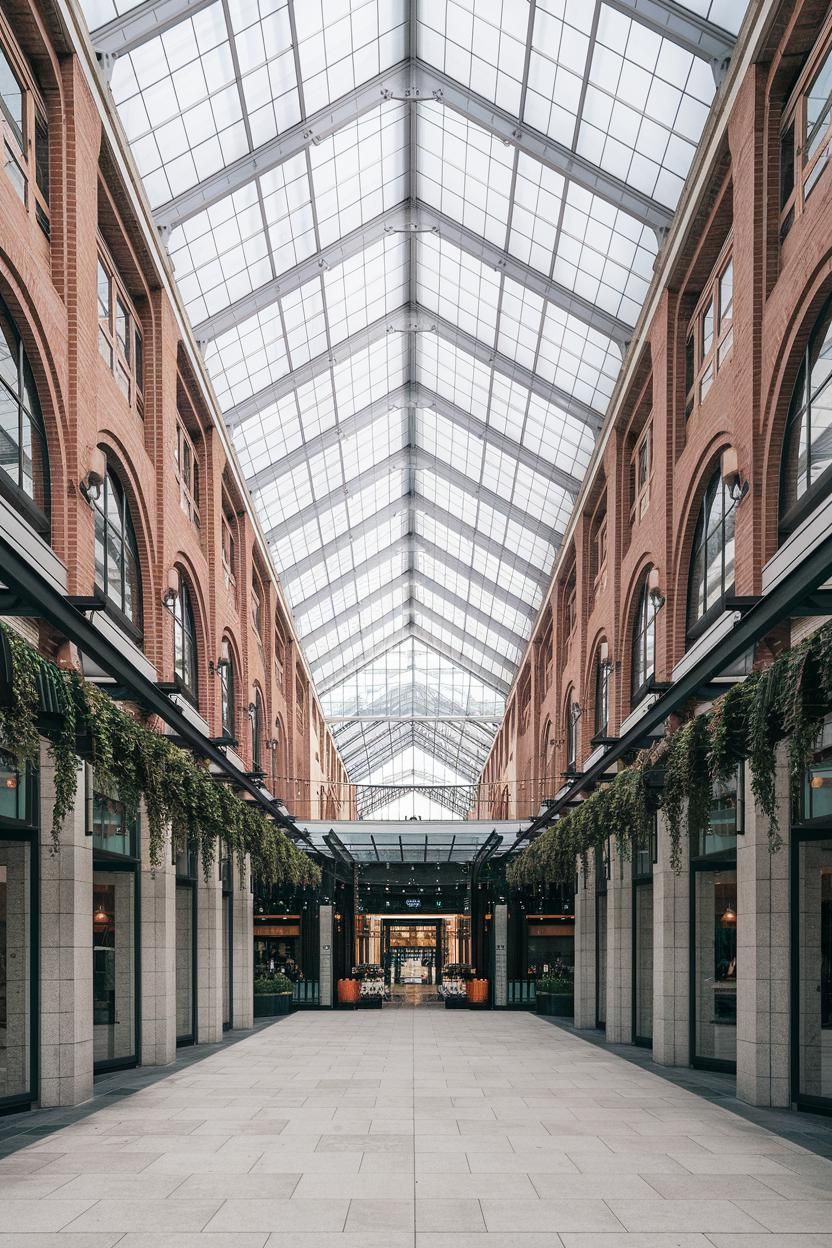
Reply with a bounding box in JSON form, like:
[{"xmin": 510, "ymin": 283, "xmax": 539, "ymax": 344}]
[
  {"xmin": 97, "ymin": 247, "xmax": 144, "ymax": 415},
  {"xmin": 694, "ymin": 764, "xmax": 744, "ymax": 859},
  {"xmin": 794, "ymin": 832, "xmax": 832, "ymax": 1109},
  {"xmin": 685, "ymin": 253, "xmax": 733, "ymax": 415},
  {"xmin": 631, "ymin": 574, "xmax": 657, "ymax": 703},
  {"xmin": 274, "ymin": 630, "xmax": 285, "ymax": 691},
  {"xmin": 0, "ymin": 25, "xmax": 49, "ymax": 235},
  {"xmin": 175, "ymin": 848, "xmax": 196, "ymax": 1045},
  {"xmin": 594, "ymin": 645, "xmax": 610, "ymax": 738},
  {"xmin": 686, "ymin": 469, "xmax": 737, "ymax": 638},
  {"xmin": 780, "ymin": 38, "xmax": 832, "ymax": 240},
  {"xmin": 218, "ymin": 639, "xmax": 235, "ymax": 740},
  {"xmin": 798, "ymin": 717, "xmax": 832, "ymax": 822},
  {"xmin": 92, "ymin": 789, "xmax": 138, "ymax": 858},
  {"xmin": 175, "ymin": 420, "xmax": 200, "ymax": 528},
  {"xmin": 630, "ymin": 423, "xmax": 652, "ymax": 523},
  {"xmin": 781, "ymin": 296, "xmax": 832, "ymax": 531},
  {"xmin": 693, "ymin": 867, "xmax": 737, "ymax": 1068},
  {"xmin": 93, "ymin": 466, "xmax": 142, "ymax": 638},
  {"xmin": 0, "ymin": 297, "xmax": 50, "ymax": 533},
  {"xmin": 171, "ymin": 577, "xmax": 198, "ymax": 702},
  {"xmin": 296, "ymin": 680, "xmax": 305, "ymax": 733}
]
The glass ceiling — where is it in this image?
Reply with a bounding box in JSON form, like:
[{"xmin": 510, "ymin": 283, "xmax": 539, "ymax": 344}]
[{"xmin": 84, "ymin": 0, "xmax": 747, "ymax": 818}]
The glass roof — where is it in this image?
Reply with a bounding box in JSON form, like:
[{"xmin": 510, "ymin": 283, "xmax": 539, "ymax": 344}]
[{"xmin": 84, "ymin": 0, "xmax": 747, "ymax": 815}]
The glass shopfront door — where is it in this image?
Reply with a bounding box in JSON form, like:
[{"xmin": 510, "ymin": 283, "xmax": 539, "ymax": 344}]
[
  {"xmin": 795, "ymin": 834, "xmax": 832, "ymax": 1111},
  {"xmin": 0, "ymin": 832, "xmax": 33, "ymax": 1110},
  {"xmin": 633, "ymin": 881, "xmax": 654, "ymax": 1046},
  {"xmin": 175, "ymin": 847, "xmax": 197, "ymax": 1046},
  {"xmin": 595, "ymin": 844, "xmax": 608, "ymax": 1030},
  {"xmin": 92, "ymin": 787, "xmax": 139, "ymax": 1073},
  {"xmin": 692, "ymin": 867, "xmax": 737, "ymax": 1069}
]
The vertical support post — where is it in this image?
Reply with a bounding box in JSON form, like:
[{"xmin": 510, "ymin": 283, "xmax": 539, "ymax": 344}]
[
  {"xmin": 493, "ymin": 902, "xmax": 508, "ymax": 1007},
  {"xmin": 140, "ymin": 810, "xmax": 176, "ymax": 1065},
  {"xmin": 653, "ymin": 811, "xmax": 690, "ymax": 1067},
  {"xmin": 605, "ymin": 844, "xmax": 633, "ymax": 1043},
  {"xmin": 574, "ymin": 863, "xmax": 597, "ymax": 1029},
  {"xmin": 196, "ymin": 863, "xmax": 223, "ymax": 1043},
  {"xmin": 319, "ymin": 903, "xmax": 333, "ymax": 1007},
  {"xmin": 232, "ymin": 856, "xmax": 254, "ymax": 1030}
]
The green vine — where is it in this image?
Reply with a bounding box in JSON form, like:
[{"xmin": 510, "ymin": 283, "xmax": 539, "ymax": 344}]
[{"xmin": 0, "ymin": 623, "xmax": 320, "ymax": 886}]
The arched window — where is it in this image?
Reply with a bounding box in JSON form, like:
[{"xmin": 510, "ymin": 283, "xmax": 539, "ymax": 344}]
[
  {"xmin": 782, "ymin": 297, "xmax": 832, "ymax": 528},
  {"xmin": 0, "ymin": 297, "xmax": 50, "ymax": 531},
  {"xmin": 565, "ymin": 692, "xmax": 579, "ymax": 773},
  {"xmin": 219, "ymin": 639, "xmax": 235, "ymax": 739},
  {"xmin": 687, "ymin": 470, "xmax": 736, "ymax": 636},
  {"xmin": 632, "ymin": 575, "xmax": 657, "ymax": 701},
  {"xmin": 251, "ymin": 689, "xmax": 264, "ymax": 773},
  {"xmin": 93, "ymin": 466, "xmax": 142, "ymax": 636},
  {"xmin": 172, "ymin": 577, "xmax": 198, "ymax": 701},
  {"xmin": 595, "ymin": 645, "xmax": 610, "ymax": 737}
]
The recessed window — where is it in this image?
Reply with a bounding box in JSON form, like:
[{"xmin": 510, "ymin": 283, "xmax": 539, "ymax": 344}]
[
  {"xmin": 0, "ymin": 297, "xmax": 50, "ymax": 532},
  {"xmin": 93, "ymin": 466, "xmax": 142, "ymax": 637},
  {"xmin": 219, "ymin": 639, "xmax": 235, "ymax": 740},
  {"xmin": 630, "ymin": 423, "xmax": 652, "ymax": 523},
  {"xmin": 175, "ymin": 420, "xmax": 200, "ymax": 528},
  {"xmin": 251, "ymin": 580, "xmax": 262, "ymax": 640},
  {"xmin": 781, "ymin": 296, "xmax": 832, "ymax": 530},
  {"xmin": 686, "ymin": 252, "xmax": 733, "ymax": 414},
  {"xmin": 171, "ymin": 577, "xmax": 198, "ymax": 702},
  {"xmin": 780, "ymin": 40, "xmax": 832, "ymax": 239},
  {"xmin": 221, "ymin": 503, "xmax": 237, "ymax": 600},
  {"xmin": 0, "ymin": 29, "xmax": 49, "ymax": 235},
  {"xmin": 595, "ymin": 647, "xmax": 610, "ymax": 738},
  {"xmin": 565, "ymin": 695, "xmax": 579, "ymax": 772},
  {"xmin": 687, "ymin": 470, "xmax": 736, "ymax": 637},
  {"xmin": 251, "ymin": 689, "xmax": 265, "ymax": 773},
  {"xmin": 97, "ymin": 247, "xmax": 144, "ymax": 415},
  {"xmin": 631, "ymin": 574, "xmax": 658, "ymax": 703}
]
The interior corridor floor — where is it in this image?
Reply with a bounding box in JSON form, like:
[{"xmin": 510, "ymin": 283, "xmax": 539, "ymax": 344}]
[{"xmin": 1, "ymin": 1011, "xmax": 832, "ymax": 1247}]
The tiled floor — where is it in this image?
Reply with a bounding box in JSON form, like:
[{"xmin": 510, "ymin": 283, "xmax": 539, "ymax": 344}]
[{"xmin": 2, "ymin": 1009, "xmax": 832, "ymax": 1246}]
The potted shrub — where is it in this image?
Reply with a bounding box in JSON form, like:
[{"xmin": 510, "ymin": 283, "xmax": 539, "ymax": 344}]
[
  {"xmin": 535, "ymin": 960, "xmax": 574, "ymax": 1018},
  {"xmin": 254, "ymin": 973, "xmax": 294, "ymax": 1017},
  {"xmin": 439, "ymin": 963, "xmax": 473, "ymax": 1008}
]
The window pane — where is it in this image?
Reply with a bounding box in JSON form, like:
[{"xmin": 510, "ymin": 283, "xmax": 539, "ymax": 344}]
[
  {"xmin": 97, "ymin": 261, "xmax": 110, "ymax": 323},
  {"xmin": 702, "ymin": 298, "xmax": 714, "ymax": 355},
  {"xmin": 34, "ymin": 115, "xmax": 48, "ymax": 201},
  {"xmin": 805, "ymin": 49, "xmax": 832, "ymax": 162},
  {"xmin": 0, "ymin": 47, "xmax": 23, "ymax": 144},
  {"xmin": 0, "ymin": 840, "xmax": 31, "ymax": 1100},
  {"xmin": 810, "ymin": 379, "xmax": 832, "ymax": 485},
  {"xmin": 719, "ymin": 260, "xmax": 733, "ymax": 328}
]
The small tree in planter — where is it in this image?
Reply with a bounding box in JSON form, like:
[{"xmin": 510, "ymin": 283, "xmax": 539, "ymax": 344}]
[
  {"xmin": 536, "ymin": 959, "xmax": 574, "ymax": 1017},
  {"xmin": 254, "ymin": 973, "xmax": 294, "ymax": 1017}
]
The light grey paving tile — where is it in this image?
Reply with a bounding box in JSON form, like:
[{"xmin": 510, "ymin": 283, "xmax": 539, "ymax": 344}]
[
  {"xmin": 559, "ymin": 1237, "xmax": 712, "ymax": 1247},
  {"xmin": 605, "ymin": 1198, "xmax": 767, "ymax": 1232},
  {"xmin": 706, "ymin": 1237, "xmax": 832, "ymax": 1248},
  {"xmin": 253, "ymin": 1151, "xmax": 361, "ymax": 1174},
  {"xmin": 0, "ymin": 1172, "xmax": 74, "ymax": 1196},
  {"xmin": 415, "ymin": 1197, "xmax": 487, "ymax": 1231},
  {"xmin": 0, "ymin": 1198, "xmax": 97, "ymax": 1231},
  {"xmin": 344, "ymin": 1198, "xmax": 415, "ymax": 1231},
  {"xmin": 0, "ymin": 1152, "xmax": 62, "ymax": 1173},
  {"xmin": 29, "ymin": 1151, "xmax": 161, "ymax": 1174},
  {"xmin": 206, "ymin": 1198, "xmax": 350, "ymax": 1232},
  {"xmin": 468, "ymin": 1152, "xmax": 579, "ymax": 1173},
  {"xmin": 265, "ymin": 1236, "xmax": 413, "ymax": 1248},
  {"xmin": 46, "ymin": 1173, "xmax": 186, "ymax": 1199},
  {"xmin": 671, "ymin": 1152, "xmax": 795, "ymax": 1174},
  {"xmin": 416, "ymin": 1171, "xmax": 537, "ymax": 1198},
  {"xmin": 118, "ymin": 1237, "xmax": 268, "ymax": 1248},
  {"xmin": 568, "ymin": 1152, "xmax": 687, "ymax": 1174},
  {"xmin": 530, "ymin": 1173, "xmax": 657, "ymax": 1199},
  {"xmin": 292, "ymin": 1173, "xmax": 412, "ymax": 1199},
  {"xmin": 317, "ymin": 1132, "xmax": 414, "ymax": 1153},
  {"xmin": 731, "ymin": 1198, "xmax": 832, "ymax": 1232},
  {"xmin": 140, "ymin": 1149, "xmax": 263, "ymax": 1174},
  {"xmin": 65, "ymin": 1198, "xmax": 223, "ymax": 1232},
  {"xmin": 416, "ymin": 1237, "xmax": 564, "ymax": 1248},
  {"xmin": 0, "ymin": 1237, "xmax": 124, "ymax": 1248},
  {"xmin": 360, "ymin": 1152, "xmax": 418, "ymax": 1173},
  {"xmin": 481, "ymin": 1198, "xmax": 624, "ymax": 1232},
  {"xmin": 171, "ymin": 1172, "xmax": 300, "ymax": 1199},
  {"xmin": 756, "ymin": 1172, "xmax": 832, "ymax": 1199},
  {"xmin": 643, "ymin": 1172, "xmax": 780, "ymax": 1199}
]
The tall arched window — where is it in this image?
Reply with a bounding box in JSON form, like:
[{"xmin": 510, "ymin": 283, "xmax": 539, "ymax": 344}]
[
  {"xmin": 632, "ymin": 575, "xmax": 657, "ymax": 701},
  {"xmin": 251, "ymin": 689, "xmax": 264, "ymax": 773},
  {"xmin": 595, "ymin": 644, "xmax": 610, "ymax": 737},
  {"xmin": 0, "ymin": 297, "xmax": 50, "ymax": 531},
  {"xmin": 565, "ymin": 692, "xmax": 579, "ymax": 773},
  {"xmin": 93, "ymin": 466, "xmax": 142, "ymax": 636},
  {"xmin": 687, "ymin": 470, "xmax": 736, "ymax": 636},
  {"xmin": 172, "ymin": 577, "xmax": 198, "ymax": 702},
  {"xmin": 219, "ymin": 638, "xmax": 235, "ymax": 739},
  {"xmin": 782, "ymin": 296, "xmax": 832, "ymax": 528}
]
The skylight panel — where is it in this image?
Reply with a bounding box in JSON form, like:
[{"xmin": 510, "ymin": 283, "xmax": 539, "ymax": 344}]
[
  {"xmin": 535, "ymin": 300, "xmax": 622, "ymax": 410},
  {"xmin": 309, "ymin": 104, "xmax": 408, "ymax": 247},
  {"xmin": 674, "ymin": 0, "xmax": 743, "ymax": 35},
  {"xmin": 577, "ymin": 4, "xmax": 715, "ymax": 208},
  {"xmin": 525, "ymin": 0, "xmax": 592, "ymax": 146},
  {"xmin": 82, "ymin": 0, "xmax": 143, "ymax": 26},
  {"xmin": 509, "ymin": 154, "xmax": 565, "ymax": 274},
  {"xmin": 415, "ymin": 103, "xmax": 514, "ymax": 248},
  {"xmin": 416, "ymin": 0, "xmax": 531, "ymax": 115},
  {"xmin": 324, "ymin": 235, "xmax": 408, "ymax": 347},
  {"xmin": 110, "ymin": 5, "xmax": 248, "ymax": 207},
  {"xmin": 204, "ymin": 302, "xmax": 288, "ymax": 410},
  {"xmin": 417, "ymin": 336, "xmax": 491, "ymax": 423},
  {"xmin": 229, "ymin": 1, "xmax": 299, "ymax": 147},
  {"xmin": 295, "ymin": 0, "xmax": 407, "ymax": 115},
  {"xmin": 416, "ymin": 235, "xmax": 500, "ymax": 348},
  {"xmin": 280, "ymin": 278, "xmax": 328, "ymax": 367},
  {"xmin": 260, "ymin": 156, "xmax": 317, "ymax": 274},
  {"xmin": 496, "ymin": 281, "xmax": 544, "ymax": 371},
  {"xmin": 332, "ymin": 334, "xmax": 408, "ymax": 420}
]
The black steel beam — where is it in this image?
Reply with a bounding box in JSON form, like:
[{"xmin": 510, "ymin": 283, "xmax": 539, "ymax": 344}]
[
  {"xmin": 0, "ymin": 533, "xmax": 302, "ymax": 839},
  {"xmin": 508, "ymin": 530, "xmax": 832, "ymax": 853}
]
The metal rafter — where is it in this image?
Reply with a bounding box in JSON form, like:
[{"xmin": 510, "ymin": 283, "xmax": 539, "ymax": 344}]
[
  {"xmin": 317, "ymin": 626, "xmax": 413, "ymax": 696},
  {"xmin": 410, "ymin": 601, "xmax": 513, "ymax": 675},
  {"xmin": 278, "ymin": 500, "xmax": 406, "ymax": 583},
  {"xmin": 293, "ymin": 543, "xmax": 408, "ymax": 618},
  {"xmin": 604, "ymin": 0, "xmax": 735, "ymax": 66},
  {"xmin": 225, "ymin": 305, "xmax": 605, "ymax": 434},
  {"xmin": 411, "ymin": 626, "xmax": 511, "ymax": 696},
  {"xmin": 301, "ymin": 573, "xmax": 410, "ymax": 645},
  {"xmin": 413, "ymin": 536, "xmax": 538, "ymax": 621},
  {"xmin": 92, "ymin": 0, "xmax": 215, "ymax": 58}
]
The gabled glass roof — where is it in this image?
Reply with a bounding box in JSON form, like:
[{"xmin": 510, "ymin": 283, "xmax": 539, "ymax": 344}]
[{"xmin": 84, "ymin": 0, "xmax": 747, "ymax": 815}]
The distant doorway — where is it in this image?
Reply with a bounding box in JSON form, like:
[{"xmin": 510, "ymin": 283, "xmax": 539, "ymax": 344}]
[{"xmin": 383, "ymin": 920, "xmax": 442, "ymax": 987}]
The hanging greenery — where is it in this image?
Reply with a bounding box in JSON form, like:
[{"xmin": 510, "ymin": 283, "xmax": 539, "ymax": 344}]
[
  {"xmin": 0, "ymin": 622, "xmax": 320, "ymax": 886},
  {"xmin": 508, "ymin": 619, "xmax": 832, "ymax": 889}
]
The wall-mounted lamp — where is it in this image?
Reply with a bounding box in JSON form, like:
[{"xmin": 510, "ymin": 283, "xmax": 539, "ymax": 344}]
[
  {"xmin": 647, "ymin": 566, "xmax": 665, "ymax": 612},
  {"xmin": 722, "ymin": 447, "xmax": 750, "ymax": 504},
  {"xmin": 208, "ymin": 656, "xmax": 230, "ymax": 677},
  {"xmin": 79, "ymin": 447, "xmax": 107, "ymax": 506},
  {"xmin": 161, "ymin": 567, "xmax": 179, "ymax": 609}
]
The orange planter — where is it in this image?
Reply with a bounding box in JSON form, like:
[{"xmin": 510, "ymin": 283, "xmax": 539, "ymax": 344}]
[
  {"xmin": 337, "ymin": 978, "xmax": 360, "ymax": 1004},
  {"xmin": 467, "ymin": 978, "xmax": 489, "ymax": 1005}
]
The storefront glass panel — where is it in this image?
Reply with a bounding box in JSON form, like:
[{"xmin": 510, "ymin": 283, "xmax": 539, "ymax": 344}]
[
  {"xmin": 93, "ymin": 871, "xmax": 136, "ymax": 1066},
  {"xmin": 222, "ymin": 891, "xmax": 232, "ymax": 1030},
  {"xmin": 693, "ymin": 868, "xmax": 737, "ymax": 1066},
  {"xmin": 633, "ymin": 881, "xmax": 654, "ymax": 1045},
  {"xmin": 176, "ymin": 881, "xmax": 195, "ymax": 1044},
  {"xmin": 0, "ymin": 839, "xmax": 31, "ymax": 1104},
  {"xmin": 796, "ymin": 835, "xmax": 832, "ymax": 1108}
]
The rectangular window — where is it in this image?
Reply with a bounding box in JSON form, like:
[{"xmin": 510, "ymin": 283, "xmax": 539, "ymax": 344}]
[
  {"xmin": 251, "ymin": 583, "xmax": 262, "ymax": 638},
  {"xmin": 97, "ymin": 245, "xmax": 144, "ymax": 416},
  {"xmin": 687, "ymin": 246, "xmax": 734, "ymax": 416},
  {"xmin": 221, "ymin": 511, "xmax": 237, "ymax": 599},
  {"xmin": 0, "ymin": 29, "xmax": 48, "ymax": 236},
  {"xmin": 175, "ymin": 420, "xmax": 200, "ymax": 528},
  {"xmin": 631, "ymin": 424, "xmax": 651, "ymax": 522},
  {"xmin": 781, "ymin": 38, "xmax": 832, "ymax": 239}
]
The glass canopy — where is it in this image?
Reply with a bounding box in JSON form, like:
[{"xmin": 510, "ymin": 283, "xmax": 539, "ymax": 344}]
[{"xmin": 83, "ymin": 0, "xmax": 747, "ymax": 815}]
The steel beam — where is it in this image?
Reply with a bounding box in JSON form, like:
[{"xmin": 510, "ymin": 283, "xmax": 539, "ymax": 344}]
[
  {"xmin": 92, "ymin": 0, "xmax": 215, "ymax": 57},
  {"xmin": 300, "ymin": 572, "xmax": 410, "ymax": 645},
  {"xmin": 413, "ymin": 536, "xmax": 538, "ymax": 621},
  {"xmin": 264, "ymin": 448, "xmax": 409, "ymax": 542},
  {"xmin": 411, "ymin": 626, "xmax": 511, "ymax": 696},
  {"xmin": 192, "ymin": 201, "xmax": 632, "ymax": 347},
  {"xmin": 411, "ymin": 600, "xmax": 512, "ymax": 676},
  {"xmin": 412, "ymin": 572, "xmax": 527, "ymax": 650},
  {"xmin": 310, "ymin": 604, "xmax": 408, "ymax": 675},
  {"xmin": 278, "ymin": 499, "xmax": 406, "ymax": 583},
  {"xmin": 316, "ymin": 626, "xmax": 413, "ymax": 695},
  {"xmin": 416, "ymin": 496, "xmax": 550, "ymax": 587},
  {"xmin": 154, "ymin": 64, "xmax": 411, "ymax": 232},
  {"xmin": 293, "ymin": 543, "xmax": 407, "ymax": 619},
  {"xmin": 604, "ymin": 0, "xmax": 735, "ymax": 65},
  {"xmin": 326, "ymin": 715, "xmax": 501, "ymax": 723},
  {"xmin": 225, "ymin": 305, "xmax": 606, "ymax": 435}
]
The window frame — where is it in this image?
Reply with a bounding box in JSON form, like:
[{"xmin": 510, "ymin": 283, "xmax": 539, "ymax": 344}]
[
  {"xmin": 251, "ymin": 688, "xmax": 265, "ymax": 774},
  {"xmin": 779, "ymin": 23, "xmax": 832, "ymax": 242},
  {"xmin": 175, "ymin": 419, "xmax": 200, "ymax": 529},
  {"xmin": 219, "ymin": 639, "xmax": 235, "ymax": 742},
  {"xmin": 221, "ymin": 498, "xmax": 237, "ymax": 600},
  {"xmin": 171, "ymin": 576, "xmax": 198, "ymax": 705},
  {"xmin": 594, "ymin": 648, "xmax": 610, "ymax": 739},
  {"xmin": 97, "ymin": 242, "xmax": 144, "ymax": 416},
  {"xmin": 0, "ymin": 16, "xmax": 49, "ymax": 236},
  {"xmin": 93, "ymin": 465, "xmax": 143, "ymax": 641},
  {"xmin": 780, "ymin": 293, "xmax": 832, "ymax": 534},
  {"xmin": 0, "ymin": 296, "xmax": 50, "ymax": 533},
  {"xmin": 630, "ymin": 422, "xmax": 652, "ymax": 524},
  {"xmin": 631, "ymin": 574, "xmax": 658, "ymax": 706},
  {"xmin": 686, "ymin": 468, "xmax": 737, "ymax": 642},
  {"xmin": 685, "ymin": 244, "xmax": 734, "ymax": 416}
]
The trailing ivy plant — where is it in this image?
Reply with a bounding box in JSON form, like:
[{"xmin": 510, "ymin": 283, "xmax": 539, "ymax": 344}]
[{"xmin": 0, "ymin": 622, "xmax": 320, "ymax": 885}]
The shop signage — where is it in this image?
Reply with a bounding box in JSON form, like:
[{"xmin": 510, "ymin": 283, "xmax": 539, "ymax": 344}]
[{"xmin": 405, "ymin": 898, "xmax": 421, "ymax": 908}]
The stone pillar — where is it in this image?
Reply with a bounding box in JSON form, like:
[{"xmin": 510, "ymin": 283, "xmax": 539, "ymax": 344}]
[
  {"xmin": 139, "ymin": 811, "xmax": 176, "ymax": 1066},
  {"xmin": 319, "ymin": 904, "xmax": 333, "ymax": 1007},
  {"xmin": 574, "ymin": 862, "xmax": 597, "ymax": 1029},
  {"xmin": 736, "ymin": 750, "xmax": 790, "ymax": 1107},
  {"xmin": 606, "ymin": 844, "xmax": 632, "ymax": 1043},
  {"xmin": 493, "ymin": 903, "xmax": 508, "ymax": 1007},
  {"xmin": 39, "ymin": 754, "xmax": 93, "ymax": 1107},
  {"xmin": 196, "ymin": 861, "xmax": 223, "ymax": 1044},
  {"xmin": 652, "ymin": 810, "xmax": 690, "ymax": 1067},
  {"xmin": 232, "ymin": 856, "xmax": 254, "ymax": 1030}
]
